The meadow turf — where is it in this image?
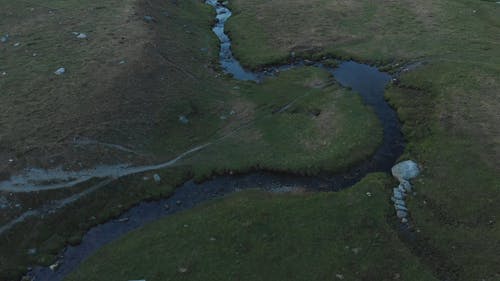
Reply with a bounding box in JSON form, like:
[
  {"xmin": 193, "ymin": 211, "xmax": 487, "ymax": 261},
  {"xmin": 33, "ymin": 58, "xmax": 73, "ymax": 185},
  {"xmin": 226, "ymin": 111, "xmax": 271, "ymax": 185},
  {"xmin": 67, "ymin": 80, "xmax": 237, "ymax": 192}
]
[
  {"xmin": 224, "ymin": 0, "xmax": 500, "ymax": 279},
  {"xmin": 66, "ymin": 174, "xmax": 439, "ymax": 281},
  {"xmin": 0, "ymin": 0, "xmax": 385, "ymax": 279}
]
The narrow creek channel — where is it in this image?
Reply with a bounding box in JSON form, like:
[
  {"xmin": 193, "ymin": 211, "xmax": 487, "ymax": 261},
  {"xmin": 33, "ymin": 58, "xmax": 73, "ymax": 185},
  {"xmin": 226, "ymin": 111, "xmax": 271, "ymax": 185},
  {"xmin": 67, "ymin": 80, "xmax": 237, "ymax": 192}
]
[{"xmin": 27, "ymin": 1, "xmax": 404, "ymax": 280}]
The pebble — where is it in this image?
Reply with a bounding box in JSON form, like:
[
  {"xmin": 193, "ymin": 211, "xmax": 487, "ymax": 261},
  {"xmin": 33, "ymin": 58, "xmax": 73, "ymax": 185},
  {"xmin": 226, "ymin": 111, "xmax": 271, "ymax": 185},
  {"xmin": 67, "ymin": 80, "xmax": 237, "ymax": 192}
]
[
  {"xmin": 13, "ymin": 42, "xmax": 20, "ymax": 47},
  {"xmin": 76, "ymin": 33, "xmax": 87, "ymax": 39},
  {"xmin": 176, "ymin": 200, "xmax": 182, "ymax": 205},
  {"xmin": 153, "ymin": 173, "xmax": 161, "ymax": 183},
  {"xmin": 143, "ymin": 15, "xmax": 155, "ymax": 23},
  {"xmin": 54, "ymin": 67, "xmax": 66, "ymax": 75},
  {"xmin": 178, "ymin": 115, "xmax": 189, "ymax": 124},
  {"xmin": 396, "ymin": 210, "xmax": 408, "ymax": 218},
  {"xmin": 1, "ymin": 34, "xmax": 9, "ymax": 43}
]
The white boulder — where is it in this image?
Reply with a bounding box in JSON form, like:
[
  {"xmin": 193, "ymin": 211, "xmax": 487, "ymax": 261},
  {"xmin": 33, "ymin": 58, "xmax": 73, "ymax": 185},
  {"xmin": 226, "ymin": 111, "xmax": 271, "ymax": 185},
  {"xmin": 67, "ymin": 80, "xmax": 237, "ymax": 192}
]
[{"xmin": 391, "ymin": 160, "xmax": 420, "ymax": 181}]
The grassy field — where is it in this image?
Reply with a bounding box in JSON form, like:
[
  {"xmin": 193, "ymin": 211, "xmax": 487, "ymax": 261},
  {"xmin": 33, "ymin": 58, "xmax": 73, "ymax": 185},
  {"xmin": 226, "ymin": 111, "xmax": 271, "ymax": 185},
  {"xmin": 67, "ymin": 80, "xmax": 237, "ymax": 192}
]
[
  {"xmin": 0, "ymin": 0, "xmax": 384, "ymax": 279},
  {"xmin": 66, "ymin": 174, "xmax": 439, "ymax": 281},
  {"xmin": 184, "ymin": 67, "xmax": 382, "ymax": 179},
  {"xmin": 224, "ymin": 0, "xmax": 500, "ymax": 280}
]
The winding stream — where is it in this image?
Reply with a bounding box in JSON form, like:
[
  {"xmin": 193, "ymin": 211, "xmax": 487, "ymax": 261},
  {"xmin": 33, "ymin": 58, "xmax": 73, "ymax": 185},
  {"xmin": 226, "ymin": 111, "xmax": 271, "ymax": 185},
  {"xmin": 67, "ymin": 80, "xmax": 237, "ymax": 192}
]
[{"xmin": 26, "ymin": 1, "xmax": 404, "ymax": 280}]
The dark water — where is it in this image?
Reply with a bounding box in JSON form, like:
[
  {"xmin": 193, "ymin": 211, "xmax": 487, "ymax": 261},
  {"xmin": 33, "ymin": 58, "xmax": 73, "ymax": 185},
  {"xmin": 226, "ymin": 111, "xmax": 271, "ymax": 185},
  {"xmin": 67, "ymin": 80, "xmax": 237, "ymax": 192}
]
[{"xmin": 27, "ymin": 1, "xmax": 404, "ymax": 280}]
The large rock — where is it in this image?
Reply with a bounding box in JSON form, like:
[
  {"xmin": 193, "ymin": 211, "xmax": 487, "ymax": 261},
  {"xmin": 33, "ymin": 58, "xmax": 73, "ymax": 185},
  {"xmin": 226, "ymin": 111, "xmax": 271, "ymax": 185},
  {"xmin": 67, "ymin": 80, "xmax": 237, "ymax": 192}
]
[{"xmin": 391, "ymin": 160, "xmax": 420, "ymax": 181}]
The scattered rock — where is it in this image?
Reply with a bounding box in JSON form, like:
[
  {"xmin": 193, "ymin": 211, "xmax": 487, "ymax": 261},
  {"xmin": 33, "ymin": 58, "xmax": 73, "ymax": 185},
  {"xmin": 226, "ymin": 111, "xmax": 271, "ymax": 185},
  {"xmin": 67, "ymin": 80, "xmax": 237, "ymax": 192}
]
[
  {"xmin": 396, "ymin": 210, "xmax": 408, "ymax": 218},
  {"xmin": 399, "ymin": 180, "xmax": 412, "ymax": 192},
  {"xmin": 49, "ymin": 261, "xmax": 60, "ymax": 271},
  {"xmin": 54, "ymin": 67, "xmax": 66, "ymax": 75},
  {"xmin": 143, "ymin": 15, "xmax": 156, "ymax": 23},
  {"xmin": 391, "ymin": 198, "xmax": 405, "ymax": 206},
  {"xmin": 13, "ymin": 42, "xmax": 20, "ymax": 47},
  {"xmin": 335, "ymin": 274, "xmax": 344, "ymax": 280},
  {"xmin": 209, "ymin": 237, "xmax": 216, "ymax": 241},
  {"xmin": 178, "ymin": 115, "xmax": 189, "ymax": 124},
  {"xmin": 178, "ymin": 267, "xmax": 188, "ymax": 273},
  {"xmin": 117, "ymin": 217, "xmax": 129, "ymax": 223},
  {"xmin": 352, "ymin": 247, "xmax": 361, "ymax": 254},
  {"xmin": 392, "ymin": 188, "xmax": 404, "ymax": 200},
  {"xmin": 176, "ymin": 200, "xmax": 182, "ymax": 205},
  {"xmin": 1, "ymin": 34, "xmax": 9, "ymax": 43},
  {"xmin": 76, "ymin": 33, "xmax": 87, "ymax": 39},
  {"xmin": 365, "ymin": 192, "xmax": 372, "ymax": 197},
  {"xmin": 153, "ymin": 173, "xmax": 161, "ymax": 183},
  {"xmin": 27, "ymin": 248, "xmax": 37, "ymax": 255},
  {"xmin": 395, "ymin": 204, "xmax": 408, "ymax": 211},
  {"xmin": 391, "ymin": 160, "xmax": 420, "ymax": 181}
]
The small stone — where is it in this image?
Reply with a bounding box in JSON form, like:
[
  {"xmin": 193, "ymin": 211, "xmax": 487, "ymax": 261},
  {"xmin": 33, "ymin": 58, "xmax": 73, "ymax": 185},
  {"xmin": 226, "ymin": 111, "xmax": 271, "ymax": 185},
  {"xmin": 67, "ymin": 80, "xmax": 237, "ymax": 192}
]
[
  {"xmin": 184, "ymin": 224, "xmax": 189, "ymax": 228},
  {"xmin": 1, "ymin": 34, "xmax": 9, "ymax": 43},
  {"xmin": 178, "ymin": 267, "xmax": 188, "ymax": 273},
  {"xmin": 401, "ymin": 218, "xmax": 408, "ymax": 223},
  {"xmin": 13, "ymin": 42, "xmax": 20, "ymax": 47},
  {"xmin": 164, "ymin": 204, "xmax": 170, "ymax": 210},
  {"xmin": 335, "ymin": 274, "xmax": 344, "ymax": 280},
  {"xmin": 395, "ymin": 204, "xmax": 408, "ymax": 211},
  {"xmin": 178, "ymin": 115, "xmax": 189, "ymax": 124},
  {"xmin": 396, "ymin": 210, "xmax": 408, "ymax": 218},
  {"xmin": 153, "ymin": 173, "xmax": 161, "ymax": 183},
  {"xmin": 76, "ymin": 33, "xmax": 87, "ymax": 39},
  {"xmin": 143, "ymin": 15, "xmax": 156, "ymax": 23},
  {"xmin": 229, "ymin": 110, "xmax": 236, "ymax": 115},
  {"xmin": 399, "ymin": 180, "xmax": 412, "ymax": 192},
  {"xmin": 1, "ymin": 72, "xmax": 6, "ymax": 76},
  {"xmin": 54, "ymin": 67, "xmax": 66, "ymax": 75},
  {"xmin": 352, "ymin": 247, "xmax": 361, "ymax": 254},
  {"xmin": 209, "ymin": 237, "xmax": 216, "ymax": 241},
  {"xmin": 49, "ymin": 261, "xmax": 60, "ymax": 271},
  {"xmin": 176, "ymin": 200, "xmax": 182, "ymax": 205},
  {"xmin": 365, "ymin": 192, "xmax": 372, "ymax": 197},
  {"xmin": 119, "ymin": 60, "xmax": 126, "ymax": 64},
  {"xmin": 117, "ymin": 217, "xmax": 129, "ymax": 223},
  {"xmin": 27, "ymin": 248, "xmax": 37, "ymax": 255},
  {"xmin": 392, "ymin": 188, "xmax": 404, "ymax": 200}
]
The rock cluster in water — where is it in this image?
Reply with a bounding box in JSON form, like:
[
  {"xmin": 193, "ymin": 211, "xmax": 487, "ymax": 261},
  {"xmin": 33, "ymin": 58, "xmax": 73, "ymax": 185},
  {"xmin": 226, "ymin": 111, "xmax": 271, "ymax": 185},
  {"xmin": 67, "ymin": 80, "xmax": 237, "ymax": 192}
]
[{"xmin": 390, "ymin": 160, "xmax": 420, "ymax": 223}]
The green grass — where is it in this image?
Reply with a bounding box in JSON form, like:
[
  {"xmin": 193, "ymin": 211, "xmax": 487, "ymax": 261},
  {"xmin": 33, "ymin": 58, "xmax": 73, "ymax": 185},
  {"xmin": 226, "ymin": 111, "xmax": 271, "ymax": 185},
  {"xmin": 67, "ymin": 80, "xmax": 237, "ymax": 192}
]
[
  {"xmin": 0, "ymin": 166, "xmax": 192, "ymax": 279},
  {"xmin": 0, "ymin": 0, "xmax": 385, "ymax": 279},
  {"xmin": 66, "ymin": 174, "xmax": 438, "ymax": 281},
  {"xmin": 184, "ymin": 67, "xmax": 382, "ymax": 179},
  {"xmin": 223, "ymin": 1, "xmax": 500, "ymax": 279}
]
